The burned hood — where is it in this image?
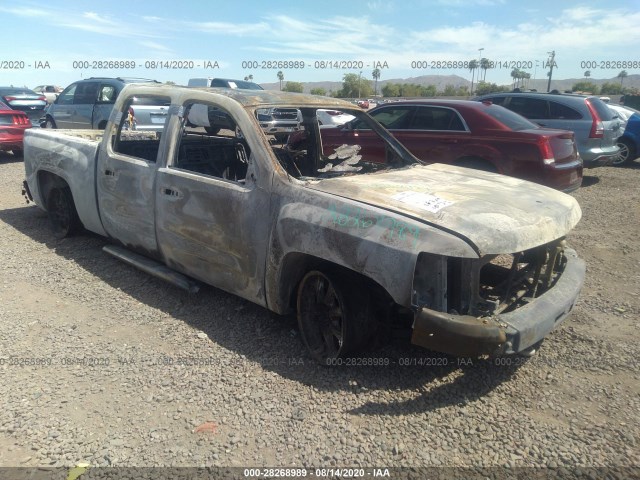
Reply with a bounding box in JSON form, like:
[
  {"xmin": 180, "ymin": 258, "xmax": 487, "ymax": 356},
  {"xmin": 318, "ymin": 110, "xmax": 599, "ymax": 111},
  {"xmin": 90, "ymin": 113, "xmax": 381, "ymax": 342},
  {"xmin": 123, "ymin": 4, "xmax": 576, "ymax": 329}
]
[{"xmin": 306, "ymin": 163, "xmax": 582, "ymax": 255}]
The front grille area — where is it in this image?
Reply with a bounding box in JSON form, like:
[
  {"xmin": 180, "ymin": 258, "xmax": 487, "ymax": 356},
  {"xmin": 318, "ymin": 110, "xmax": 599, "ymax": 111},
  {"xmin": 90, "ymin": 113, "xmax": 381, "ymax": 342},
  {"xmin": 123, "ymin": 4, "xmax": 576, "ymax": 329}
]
[
  {"xmin": 413, "ymin": 239, "xmax": 568, "ymax": 316},
  {"xmin": 272, "ymin": 109, "xmax": 299, "ymax": 120}
]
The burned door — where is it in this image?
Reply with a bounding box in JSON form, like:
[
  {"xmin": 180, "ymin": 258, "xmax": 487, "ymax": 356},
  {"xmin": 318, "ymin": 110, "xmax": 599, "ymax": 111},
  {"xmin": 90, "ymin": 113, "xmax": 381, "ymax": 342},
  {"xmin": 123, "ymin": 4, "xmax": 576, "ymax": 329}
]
[{"xmin": 154, "ymin": 101, "xmax": 272, "ymax": 305}]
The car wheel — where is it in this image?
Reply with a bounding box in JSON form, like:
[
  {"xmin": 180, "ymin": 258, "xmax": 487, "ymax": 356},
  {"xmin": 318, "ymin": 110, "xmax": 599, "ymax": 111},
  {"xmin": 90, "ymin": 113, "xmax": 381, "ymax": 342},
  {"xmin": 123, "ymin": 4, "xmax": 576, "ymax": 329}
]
[
  {"xmin": 612, "ymin": 138, "xmax": 636, "ymax": 166},
  {"xmin": 44, "ymin": 117, "xmax": 56, "ymax": 129},
  {"xmin": 296, "ymin": 270, "xmax": 371, "ymax": 365},
  {"xmin": 47, "ymin": 187, "xmax": 81, "ymax": 239}
]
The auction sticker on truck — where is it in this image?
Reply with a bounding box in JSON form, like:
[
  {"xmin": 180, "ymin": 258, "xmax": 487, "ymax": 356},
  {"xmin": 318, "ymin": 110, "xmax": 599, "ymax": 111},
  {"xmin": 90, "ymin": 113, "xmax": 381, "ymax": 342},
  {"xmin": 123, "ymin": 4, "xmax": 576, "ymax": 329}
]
[{"xmin": 391, "ymin": 191, "xmax": 453, "ymax": 213}]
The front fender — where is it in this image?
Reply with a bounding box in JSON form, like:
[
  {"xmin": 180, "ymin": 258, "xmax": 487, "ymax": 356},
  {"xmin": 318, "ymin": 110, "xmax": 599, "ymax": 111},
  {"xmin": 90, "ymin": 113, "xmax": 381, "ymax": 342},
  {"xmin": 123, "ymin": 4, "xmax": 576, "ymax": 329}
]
[{"xmin": 265, "ymin": 195, "xmax": 478, "ymax": 313}]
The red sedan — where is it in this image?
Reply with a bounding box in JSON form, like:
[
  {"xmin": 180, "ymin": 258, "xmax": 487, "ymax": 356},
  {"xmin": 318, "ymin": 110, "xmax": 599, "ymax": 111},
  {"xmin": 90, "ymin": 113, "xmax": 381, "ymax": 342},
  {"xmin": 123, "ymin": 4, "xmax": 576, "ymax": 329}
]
[
  {"xmin": 319, "ymin": 100, "xmax": 583, "ymax": 192},
  {"xmin": 0, "ymin": 100, "xmax": 31, "ymax": 155}
]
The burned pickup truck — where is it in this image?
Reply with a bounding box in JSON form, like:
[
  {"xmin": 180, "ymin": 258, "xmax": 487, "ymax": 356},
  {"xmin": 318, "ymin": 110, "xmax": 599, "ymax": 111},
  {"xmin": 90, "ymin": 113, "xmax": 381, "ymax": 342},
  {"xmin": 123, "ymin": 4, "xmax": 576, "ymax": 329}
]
[{"xmin": 22, "ymin": 84, "xmax": 585, "ymax": 363}]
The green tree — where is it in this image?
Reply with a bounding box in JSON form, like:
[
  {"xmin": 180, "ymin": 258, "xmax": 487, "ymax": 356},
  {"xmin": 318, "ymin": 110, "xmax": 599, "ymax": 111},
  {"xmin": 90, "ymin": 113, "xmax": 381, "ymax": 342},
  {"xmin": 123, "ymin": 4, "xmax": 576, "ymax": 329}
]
[
  {"xmin": 468, "ymin": 59, "xmax": 479, "ymax": 94},
  {"xmin": 381, "ymin": 83, "xmax": 400, "ymax": 97},
  {"xmin": 618, "ymin": 70, "xmax": 628, "ymax": 86},
  {"xmin": 336, "ymin": 73, "xmax": 373, "ymax": 98},
  {"xmin": 244, "ymin": 74, "xmax": 254, "ymax": 82},
  {"xmin": 600, "ymin": 82, "xmax": 623, "ymax": 95},
  {"xmin": 164, "ymin": 81, "xmax": 176, "ymax": 85},
  {"xmin": 277, "ymin": 71, "xmax": 284, "ymax": 90},
  {"xmin": 584, "ymin": 70, "xmax": 591, "ymax": 80},
  {"xmin": 480, "ymin": 57, "xmax": 491, "ymax": 82},
  {"xmin": 475, "ymin": 81, "xmax": 509, "ymax": 96},
  {"xmin": 572, "ymin": 81, "xmax": 599, "ymax": 94},
  {"xmin": 422, "ymin": 85, "xmax": 437, "ymax": 97},
  {"xmin": 440, "ymin": 84, "xmax": 457, "ymax": 96},
  {"xmin": 310, "ymin": 87, "xmax": 327, "ymax": 95},
  {"xmin": 282, "ymin": 81, "xmax": 304, "ymax": 93},
  {"xmin": 372, "ymin": 68, "xmax": 381, "ymax": 95}
]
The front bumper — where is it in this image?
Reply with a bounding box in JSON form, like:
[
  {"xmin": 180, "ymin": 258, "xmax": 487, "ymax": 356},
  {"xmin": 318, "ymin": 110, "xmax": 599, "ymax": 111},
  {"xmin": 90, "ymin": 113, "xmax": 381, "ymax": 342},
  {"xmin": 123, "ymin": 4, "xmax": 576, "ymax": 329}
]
[{"xmin": 411, "ymin": 248, "xmax": 586, "ymax": 356}]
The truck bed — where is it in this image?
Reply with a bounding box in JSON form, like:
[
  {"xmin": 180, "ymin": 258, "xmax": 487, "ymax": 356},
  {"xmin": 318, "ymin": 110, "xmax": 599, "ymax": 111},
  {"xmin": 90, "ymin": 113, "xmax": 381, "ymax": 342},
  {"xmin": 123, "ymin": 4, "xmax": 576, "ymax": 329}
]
[{"xmin": 23, "ymin": 128, "xmax": 105, "ymax": 235}]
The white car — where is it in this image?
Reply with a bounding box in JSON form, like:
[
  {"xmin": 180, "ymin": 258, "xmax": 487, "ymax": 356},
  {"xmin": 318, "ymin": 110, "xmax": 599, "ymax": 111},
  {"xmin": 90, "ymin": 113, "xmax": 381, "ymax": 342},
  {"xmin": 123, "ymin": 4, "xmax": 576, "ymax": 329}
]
[
  {"xmin": 316, "ymin": 109, "xmax": 355, "ymax": 126},
  {"xmin": 33, "ymin": 85, "xmax": 62, "ymax": 103}
]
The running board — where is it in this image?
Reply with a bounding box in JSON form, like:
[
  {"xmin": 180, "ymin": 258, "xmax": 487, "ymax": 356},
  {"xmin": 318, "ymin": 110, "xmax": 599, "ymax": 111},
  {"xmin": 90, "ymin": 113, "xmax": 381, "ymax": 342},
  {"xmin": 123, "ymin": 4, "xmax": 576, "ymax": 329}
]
[{"xmin": 102, "ymin": 245, "xmax": 201, "ymax": 294}]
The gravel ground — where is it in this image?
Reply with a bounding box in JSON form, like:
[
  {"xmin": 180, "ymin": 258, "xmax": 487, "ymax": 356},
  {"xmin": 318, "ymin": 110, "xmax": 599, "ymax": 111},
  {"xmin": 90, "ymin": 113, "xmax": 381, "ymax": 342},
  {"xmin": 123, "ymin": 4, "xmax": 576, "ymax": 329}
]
[{"xmin": 0, "ymin": 150, "xmax": 639, "ymax": 475}]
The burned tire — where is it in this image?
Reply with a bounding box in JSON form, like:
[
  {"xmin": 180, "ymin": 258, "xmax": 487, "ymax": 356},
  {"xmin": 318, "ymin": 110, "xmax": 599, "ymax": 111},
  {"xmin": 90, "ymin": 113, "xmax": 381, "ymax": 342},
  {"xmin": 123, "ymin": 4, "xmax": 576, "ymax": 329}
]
[
  {"xmin": 47, "ymin": 187, "xmax": 81, "ymax": 239},
  {"xmin": 296, "ymin": 270, "xmax": 372, "ymax": 365}
]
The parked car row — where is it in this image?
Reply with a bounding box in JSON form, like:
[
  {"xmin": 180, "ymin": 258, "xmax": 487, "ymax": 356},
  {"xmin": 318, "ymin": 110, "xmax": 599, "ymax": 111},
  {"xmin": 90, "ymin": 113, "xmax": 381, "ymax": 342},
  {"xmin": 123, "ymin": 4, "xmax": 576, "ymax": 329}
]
[
  {"xmin": 4, "ymin": 75, "xmax": 634, "ymax": 197},
  {"xmin": 474, "ymin": 92, "xmax": 622, "ymax": 168}
]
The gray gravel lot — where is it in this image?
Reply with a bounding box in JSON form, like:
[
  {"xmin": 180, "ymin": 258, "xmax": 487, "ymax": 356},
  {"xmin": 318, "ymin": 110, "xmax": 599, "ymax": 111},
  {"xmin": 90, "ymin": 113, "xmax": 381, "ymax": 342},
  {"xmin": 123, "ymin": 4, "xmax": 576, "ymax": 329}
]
[{"xmin": 0, "ymin": 150, "xmax": 638, "ymax": 474}]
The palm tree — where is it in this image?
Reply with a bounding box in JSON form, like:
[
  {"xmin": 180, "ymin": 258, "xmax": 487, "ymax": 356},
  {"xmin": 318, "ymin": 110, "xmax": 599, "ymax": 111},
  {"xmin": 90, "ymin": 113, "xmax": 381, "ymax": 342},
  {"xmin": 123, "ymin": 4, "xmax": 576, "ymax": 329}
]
[
  {"xmin": 244, "ymin": 74, "xmax": 254, "ymax": 82},
  {"xmin": 618, "ymin": 70, "xmax": 628, "ymax": 86},
  {"xmin": 372, "ymin": 68, "xmax": 381, "ymax": 96},
  {"xmin": 480, "ymin": 57, "xmax": 491, "ymax": 82},
  {"xmin": 277, "ymin": 71, "xmax": 284, "ymax": 91},
  {"xmin": 511, "ymin": 68, "xmax": 521, "ymax": 88},
  {"xmin": 468, "ymin": 59, "xmax": 479, "ymax": 94}
]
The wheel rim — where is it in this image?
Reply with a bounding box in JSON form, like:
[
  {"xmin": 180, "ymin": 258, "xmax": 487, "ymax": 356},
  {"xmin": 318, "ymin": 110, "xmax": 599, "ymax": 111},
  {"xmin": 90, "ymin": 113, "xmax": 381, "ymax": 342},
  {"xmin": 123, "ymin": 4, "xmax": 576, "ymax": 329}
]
[
  {"xmin": 50, "ymin": 190, "xmax": 71, "ymax": 235},
  {"xmin": 612, "ymin": 142, "xmax": 630, "ymax": 165},
  {"xmin": 298, "ymin": 272, "xmax": 346, "ymax": 361}
]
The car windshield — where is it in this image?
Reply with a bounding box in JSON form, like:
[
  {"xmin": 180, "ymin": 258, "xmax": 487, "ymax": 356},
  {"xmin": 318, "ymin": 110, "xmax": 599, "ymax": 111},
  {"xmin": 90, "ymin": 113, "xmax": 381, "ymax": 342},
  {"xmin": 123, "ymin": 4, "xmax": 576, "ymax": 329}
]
[
  {"xmin": 272, "ymin": 107, "xmax": 418, "ymax": 180},
  {"xmin": 482, "ymin": 104, "xmax": 539, "ymax": 131}
]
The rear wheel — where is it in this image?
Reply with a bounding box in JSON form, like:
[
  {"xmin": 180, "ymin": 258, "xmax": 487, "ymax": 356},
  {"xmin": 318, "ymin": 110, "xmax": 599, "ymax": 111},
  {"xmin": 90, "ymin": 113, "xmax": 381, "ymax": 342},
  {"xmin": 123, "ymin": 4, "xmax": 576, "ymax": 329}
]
[
  {"xmin": 44, "ymin": 117, "xmax": 56, "ymax": 129},
  {"xmin": 47, "ymin": 187, "xmax": 81, "ymax": 239},
  {"xmin": 296, "ymin": 270, "xmax": 372, "ymax": 365},
  {"xmin": 612, "ymin": 138, "xmax": 636, "ymax": 166}
]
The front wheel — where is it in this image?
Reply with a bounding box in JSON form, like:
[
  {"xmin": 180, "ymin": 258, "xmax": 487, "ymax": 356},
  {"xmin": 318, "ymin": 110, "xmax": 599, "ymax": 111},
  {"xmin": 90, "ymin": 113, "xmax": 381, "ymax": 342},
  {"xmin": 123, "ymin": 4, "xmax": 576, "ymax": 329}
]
[
  {"xmin": 47, "ymin": 187, "xmax": 81, "ymax": 239},
  {"xmin": 43, "ymin": 117, "xmax": 56, "ymax": 129},
  {"xmin": 612, "ymin": 138, "xmax": 636, "ymax": 166},
  {"xmin": 296, "ymin": 270, "xmax": 371, "ymax": 364}
]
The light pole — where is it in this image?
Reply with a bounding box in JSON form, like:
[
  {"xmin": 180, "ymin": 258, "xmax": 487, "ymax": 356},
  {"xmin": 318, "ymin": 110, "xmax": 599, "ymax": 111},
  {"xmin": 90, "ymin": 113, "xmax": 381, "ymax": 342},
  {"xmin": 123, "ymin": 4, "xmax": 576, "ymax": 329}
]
[
  {"xmin": 478, "ymin": 47, "xmax": 484, "ymax": 83},
  {"xmin": 358, "ymin": 70, "xmax": 362, "ymax": 99},
  {"xmin": 546, "ymin": 50, "xmax": 555, "ymax": 93}
]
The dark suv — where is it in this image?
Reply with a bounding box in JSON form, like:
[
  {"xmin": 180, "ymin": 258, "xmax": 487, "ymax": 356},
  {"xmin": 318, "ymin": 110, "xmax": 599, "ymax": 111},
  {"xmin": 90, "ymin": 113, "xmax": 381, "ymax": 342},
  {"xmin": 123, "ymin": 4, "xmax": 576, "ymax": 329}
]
[
  {"xmin": 475, "ymin": 92, "xmax": 621, "ymax": 167},
  {"xmin": 41, "ymin": 77, "xmax": 159, "ymax": 129}
]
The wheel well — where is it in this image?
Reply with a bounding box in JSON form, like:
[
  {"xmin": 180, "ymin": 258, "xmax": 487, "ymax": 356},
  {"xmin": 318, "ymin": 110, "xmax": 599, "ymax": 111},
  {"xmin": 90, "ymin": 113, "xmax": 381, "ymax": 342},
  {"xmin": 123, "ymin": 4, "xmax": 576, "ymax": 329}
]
[
  {"xmin": 455, "ymin": 156, "xmax": 498, "ymax": 173},
  {"xmin": 277, "ymin": 252, "xmax": 395, "ymax": 316},
  {"xmin": 37, "ymin": 171, "xmax": 71, "ymax": 211}
]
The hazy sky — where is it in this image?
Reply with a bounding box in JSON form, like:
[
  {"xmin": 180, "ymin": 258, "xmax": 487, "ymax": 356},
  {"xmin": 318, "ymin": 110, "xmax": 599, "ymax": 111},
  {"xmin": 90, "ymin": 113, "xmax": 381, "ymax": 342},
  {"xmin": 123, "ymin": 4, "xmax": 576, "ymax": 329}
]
[{"xmin": 2, "ymin": 0, "xmax": 639, "ymax": 88}]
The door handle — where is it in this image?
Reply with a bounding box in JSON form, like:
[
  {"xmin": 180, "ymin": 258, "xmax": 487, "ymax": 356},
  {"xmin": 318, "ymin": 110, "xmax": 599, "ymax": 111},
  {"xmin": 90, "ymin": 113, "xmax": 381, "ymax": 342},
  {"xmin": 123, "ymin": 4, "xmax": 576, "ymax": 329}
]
[
  {"xmin": 104, "ymin": 169, "xmax": 115, "ymax": 176},
  {"xmin": 162, "ymin": 187, "xmax": 181, "ymax": 197}
]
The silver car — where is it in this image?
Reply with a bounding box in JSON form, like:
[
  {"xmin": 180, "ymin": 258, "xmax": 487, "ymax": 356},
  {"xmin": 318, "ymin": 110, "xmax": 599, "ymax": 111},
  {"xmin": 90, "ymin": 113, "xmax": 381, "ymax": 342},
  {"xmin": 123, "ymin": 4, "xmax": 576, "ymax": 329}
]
[
  {"xmin": 475, "ymin": 92, "xmax": 621, "ymax": 167},
  {"xmin": 0, "ymin": 87, "xmax": 47, "ymax": 123},
  {"xmin": 42, "ymin": 77, "xmax": 160, "ymax": 130}
]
